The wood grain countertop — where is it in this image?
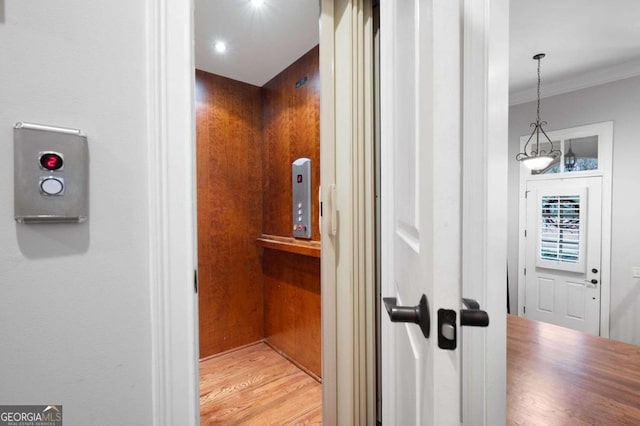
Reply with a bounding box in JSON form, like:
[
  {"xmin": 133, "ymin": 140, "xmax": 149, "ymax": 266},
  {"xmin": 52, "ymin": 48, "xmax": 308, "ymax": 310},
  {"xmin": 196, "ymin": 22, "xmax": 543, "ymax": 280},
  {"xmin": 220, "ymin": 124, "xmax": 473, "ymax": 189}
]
[{"xmin": 508, "ymin": 314, "xmax": 640, "ymax": 425}]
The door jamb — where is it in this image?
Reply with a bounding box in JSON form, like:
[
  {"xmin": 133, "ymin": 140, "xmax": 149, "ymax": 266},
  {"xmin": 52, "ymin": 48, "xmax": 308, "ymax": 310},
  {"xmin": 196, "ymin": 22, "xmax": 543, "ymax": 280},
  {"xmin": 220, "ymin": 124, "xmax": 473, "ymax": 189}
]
[
  {"xmin": 461, "ymin": 0, "xmax": 509, "ymax": 424},
  {"xmin": 147, "ymin": 0, "xmax": 199, "ymax": 424},
  {"xmin": 516, "ymin": 121, "xmax": 613, "ymax": 337}
]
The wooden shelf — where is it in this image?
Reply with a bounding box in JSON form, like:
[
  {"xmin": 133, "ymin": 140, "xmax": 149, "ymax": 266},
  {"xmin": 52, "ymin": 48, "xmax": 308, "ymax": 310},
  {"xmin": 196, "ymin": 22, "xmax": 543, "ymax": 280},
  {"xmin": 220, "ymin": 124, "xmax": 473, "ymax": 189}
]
[{"xmin": 256, "ymin": 234, "xmax": 321, "ymax": 258}]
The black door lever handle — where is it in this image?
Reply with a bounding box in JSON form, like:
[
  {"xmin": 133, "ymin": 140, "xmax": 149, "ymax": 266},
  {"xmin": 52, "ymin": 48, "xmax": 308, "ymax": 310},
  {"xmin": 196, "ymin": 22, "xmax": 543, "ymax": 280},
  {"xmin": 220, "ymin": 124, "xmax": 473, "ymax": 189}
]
[
  {"xmin": 460, "ymin": 309, "xmax": 489, "ymax": 327},
  {"xmin": 438, "ymin": 297, "xmax": 490, "ymax": 350},
  {"xmin": 460, "ymin": 297, "xmax": 489, "ymax": 327},
  {"xmin": 383, "ymin": 294, "xmax": 430, "ymax": 339}
]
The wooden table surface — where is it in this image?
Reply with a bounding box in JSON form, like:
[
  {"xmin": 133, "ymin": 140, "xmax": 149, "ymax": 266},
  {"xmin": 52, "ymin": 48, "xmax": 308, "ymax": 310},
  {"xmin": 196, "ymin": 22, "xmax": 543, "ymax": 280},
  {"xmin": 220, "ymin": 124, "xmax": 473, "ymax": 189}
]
[{"xmin": 508, "ymin": 314, "xmax": 640, "ymax": 425}]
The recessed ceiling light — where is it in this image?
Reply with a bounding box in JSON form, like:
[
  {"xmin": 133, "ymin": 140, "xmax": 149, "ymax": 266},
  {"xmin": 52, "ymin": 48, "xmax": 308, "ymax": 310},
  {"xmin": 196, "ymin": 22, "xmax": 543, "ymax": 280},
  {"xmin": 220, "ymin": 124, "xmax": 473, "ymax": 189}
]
[
  {"xmin": 250, "ymin": 0, "xmax": 265, "ymax": 7},
  {"xmin": 214, "ymin": 41, "xmax": 227, "ymax": 53}
]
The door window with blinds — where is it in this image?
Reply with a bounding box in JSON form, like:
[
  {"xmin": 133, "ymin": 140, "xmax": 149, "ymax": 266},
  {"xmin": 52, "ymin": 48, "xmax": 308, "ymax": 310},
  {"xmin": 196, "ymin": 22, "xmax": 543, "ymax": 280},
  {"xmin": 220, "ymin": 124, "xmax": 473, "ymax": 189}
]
[{"xmin": 535, "ymin": 187, "xmax": 587, "ymax": 273}]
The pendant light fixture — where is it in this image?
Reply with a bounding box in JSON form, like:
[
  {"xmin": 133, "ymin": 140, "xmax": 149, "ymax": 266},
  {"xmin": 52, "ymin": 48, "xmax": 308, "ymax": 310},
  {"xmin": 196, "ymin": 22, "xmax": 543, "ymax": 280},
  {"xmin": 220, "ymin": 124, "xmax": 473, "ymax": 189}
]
[
  {"xmin": 516, "ymin": 53, "xmax": 561, "ymax": 170},
  {"xmin": 564, "ymin": 139, "xmax": 576, "ymax": 171}
]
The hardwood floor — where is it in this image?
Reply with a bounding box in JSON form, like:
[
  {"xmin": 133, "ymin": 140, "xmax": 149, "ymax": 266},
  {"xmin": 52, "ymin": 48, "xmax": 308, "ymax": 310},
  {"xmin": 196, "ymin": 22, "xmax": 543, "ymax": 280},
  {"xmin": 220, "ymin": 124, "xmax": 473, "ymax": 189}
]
[
  {"xmin": 201, "ymin": 317, "xmax": 640, "ymax": 425},
  {"xmin": 200, "ymin": 342, "xmax": 322, "ymax": 425},
  {"xmin": 508, "ymin": 314, "xmax": 640, "ymax": 425}
]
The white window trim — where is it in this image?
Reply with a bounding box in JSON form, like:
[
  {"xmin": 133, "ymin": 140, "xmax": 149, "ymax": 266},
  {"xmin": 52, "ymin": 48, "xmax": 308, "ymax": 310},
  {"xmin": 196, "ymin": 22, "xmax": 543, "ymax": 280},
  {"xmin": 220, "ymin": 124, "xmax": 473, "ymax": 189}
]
[{"xmin": 517, "ymin": 121, "xmax": 613, "ymax": 337}]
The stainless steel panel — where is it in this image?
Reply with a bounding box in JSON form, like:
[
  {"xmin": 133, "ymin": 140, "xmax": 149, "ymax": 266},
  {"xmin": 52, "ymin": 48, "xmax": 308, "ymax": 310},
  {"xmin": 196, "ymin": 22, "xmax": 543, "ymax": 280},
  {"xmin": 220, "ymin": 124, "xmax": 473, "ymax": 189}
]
[
  {"xmin": 292, "ymin": 158, "xmax": 311, "ymax": 239},
  {"xmin": 14, "ymin": 122, "xmax": 89, "ymax": 223}
]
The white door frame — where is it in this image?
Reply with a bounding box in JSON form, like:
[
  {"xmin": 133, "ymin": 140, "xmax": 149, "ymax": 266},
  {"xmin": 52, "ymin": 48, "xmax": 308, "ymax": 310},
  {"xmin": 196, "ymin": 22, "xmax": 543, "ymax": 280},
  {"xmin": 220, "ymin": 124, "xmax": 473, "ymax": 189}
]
[
  {"xmin": 517, "ymin": 121, "xmax": 613, "ymax": 337},
  {"xmin": 147, "ymin": 0, "xmax": 370, "ymax": 424},
  {"xmin": 146, "ymin": 0, "xmax": 199, "ymax": 424},
  {"xmin": 461, "ymin": 0, "xmax": 509, "ymax": 424}
]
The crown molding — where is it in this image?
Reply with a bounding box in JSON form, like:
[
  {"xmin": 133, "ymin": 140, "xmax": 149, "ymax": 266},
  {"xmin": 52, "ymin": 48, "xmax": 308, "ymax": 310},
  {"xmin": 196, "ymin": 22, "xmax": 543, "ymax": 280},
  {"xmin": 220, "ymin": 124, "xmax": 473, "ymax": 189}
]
[{"xmin": 510, "ymin": 58, "xmax": 640, "ymax": 106}]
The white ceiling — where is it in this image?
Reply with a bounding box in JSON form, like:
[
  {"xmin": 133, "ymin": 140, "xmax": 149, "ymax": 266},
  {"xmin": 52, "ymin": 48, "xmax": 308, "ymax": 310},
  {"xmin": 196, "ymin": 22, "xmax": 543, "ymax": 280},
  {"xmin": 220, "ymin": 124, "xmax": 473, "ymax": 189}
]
[
  {"xmin": 194, "ymin": 0, "xmax": 319, "ymax": 87},
  {"xmin": 510, "ymin": 0, "xmax": 640, "ymax": 104},
  {"xmin": 194, "ymin": 0, "xmax": 640, "ymax": 99}
]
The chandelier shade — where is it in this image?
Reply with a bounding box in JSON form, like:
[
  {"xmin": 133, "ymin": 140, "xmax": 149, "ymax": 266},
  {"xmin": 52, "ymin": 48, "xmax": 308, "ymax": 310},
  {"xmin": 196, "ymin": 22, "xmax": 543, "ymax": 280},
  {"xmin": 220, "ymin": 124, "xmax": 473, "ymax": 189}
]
[{"xmin": 520, "ymin": 154, "xmax": 555, "ymax": 170}]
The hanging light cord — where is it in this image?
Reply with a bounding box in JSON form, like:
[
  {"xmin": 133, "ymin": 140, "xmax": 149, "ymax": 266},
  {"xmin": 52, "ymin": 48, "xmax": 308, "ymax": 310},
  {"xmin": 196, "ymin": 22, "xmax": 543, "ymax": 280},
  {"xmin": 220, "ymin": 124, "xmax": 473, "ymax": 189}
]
[{"xmin": 536, "ymin": 56, "xmax": 541, "ymax": 124}]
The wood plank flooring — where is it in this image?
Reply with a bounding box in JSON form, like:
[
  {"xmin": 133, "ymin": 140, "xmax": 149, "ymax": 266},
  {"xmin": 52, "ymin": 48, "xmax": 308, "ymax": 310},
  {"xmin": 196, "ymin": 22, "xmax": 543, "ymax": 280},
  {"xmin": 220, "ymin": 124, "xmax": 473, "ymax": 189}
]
[
  {"xmin": 508, "ymin": 314, "xmax": 640, "ymax": 425},
  {"xmin": 201, "ymin": 316, "xmax": 640, "ymax": 425},
  {"xmin": 200, "ymin": 342, "xmax": 322, "ymax": 425}
]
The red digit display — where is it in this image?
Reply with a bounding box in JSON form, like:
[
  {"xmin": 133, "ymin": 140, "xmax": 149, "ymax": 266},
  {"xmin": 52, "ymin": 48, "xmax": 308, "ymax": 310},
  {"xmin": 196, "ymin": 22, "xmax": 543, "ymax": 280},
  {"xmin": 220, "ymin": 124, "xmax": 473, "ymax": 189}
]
[{"xmin": 40, "ymin": 153, "xmax": 63, "ymax": 171}]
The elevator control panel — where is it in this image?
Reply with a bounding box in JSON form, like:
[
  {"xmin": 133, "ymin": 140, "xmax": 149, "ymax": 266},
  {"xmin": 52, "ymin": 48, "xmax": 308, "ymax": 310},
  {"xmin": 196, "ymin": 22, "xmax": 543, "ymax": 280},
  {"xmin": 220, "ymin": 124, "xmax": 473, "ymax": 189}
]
[
  {"xmin": 14, "ymin": 122, "xmax": 89, "ymax": 224},
  {"xmin": 292, "ymin": 158, "xmax": 312, "ymax": 239}
]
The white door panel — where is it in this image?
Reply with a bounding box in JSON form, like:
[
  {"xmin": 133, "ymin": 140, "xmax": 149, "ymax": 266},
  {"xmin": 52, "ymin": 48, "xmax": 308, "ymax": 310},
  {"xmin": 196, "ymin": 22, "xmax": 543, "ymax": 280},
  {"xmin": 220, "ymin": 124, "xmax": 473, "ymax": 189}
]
[{"xmin": 381, "ymin": 0, "xmax": 462, "ymax": 424}]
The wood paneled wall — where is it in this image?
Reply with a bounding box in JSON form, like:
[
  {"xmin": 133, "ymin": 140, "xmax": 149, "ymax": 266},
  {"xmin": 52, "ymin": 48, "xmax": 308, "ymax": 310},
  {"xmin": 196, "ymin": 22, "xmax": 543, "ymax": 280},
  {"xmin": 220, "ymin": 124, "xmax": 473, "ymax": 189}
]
[
  {"xmin": 196, "ymin": 46, "xmax": 321, "ymax": 375},
  {"xmin": 261, "ymin": 46, "xmax": 322, "ymax": 377},
  {"xmin": 262, "ymin": 46, "xmax": 321, "ymax": 240},
  {"xmin": 263, "ymin": 250, "xmax": 321, "ymax": 378},
  {"xmin": 196, "ymin": 70, "xmax": 264, "ymax": 358}
]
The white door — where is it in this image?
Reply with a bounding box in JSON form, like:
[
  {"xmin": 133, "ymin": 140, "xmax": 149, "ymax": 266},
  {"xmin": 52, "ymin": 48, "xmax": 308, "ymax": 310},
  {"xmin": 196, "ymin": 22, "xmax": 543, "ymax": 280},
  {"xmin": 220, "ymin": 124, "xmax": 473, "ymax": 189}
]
[
  {"xmin": 524, "ymin": 177, "xmax": 602, "ymax": 335},
  {"xmin": 380, "ymin": 0, "xmax": 502, "ymax": 424}
]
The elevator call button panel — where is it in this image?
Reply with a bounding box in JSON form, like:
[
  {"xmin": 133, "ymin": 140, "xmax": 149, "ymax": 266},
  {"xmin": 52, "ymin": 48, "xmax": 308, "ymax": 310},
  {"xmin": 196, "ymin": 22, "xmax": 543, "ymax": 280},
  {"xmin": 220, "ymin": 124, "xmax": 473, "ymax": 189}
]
[
  {"xmin": 292, "ymin": 158, "xmax": 312, "ymax": 239},
  {"xmin": 14, "ymin": 122, "xmax": 89, "ymax": 223}
]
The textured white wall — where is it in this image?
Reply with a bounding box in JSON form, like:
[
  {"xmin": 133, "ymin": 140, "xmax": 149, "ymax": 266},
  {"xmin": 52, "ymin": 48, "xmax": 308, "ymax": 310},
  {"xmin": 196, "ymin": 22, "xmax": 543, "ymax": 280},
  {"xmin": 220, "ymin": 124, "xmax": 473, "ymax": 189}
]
[
  {"xmin": 0, "ymin": 1, "xmax": 153, "ymax": 424},
  {"xmin": 508, "ymin": 75, "xmax": 640, "ymax": 345}
]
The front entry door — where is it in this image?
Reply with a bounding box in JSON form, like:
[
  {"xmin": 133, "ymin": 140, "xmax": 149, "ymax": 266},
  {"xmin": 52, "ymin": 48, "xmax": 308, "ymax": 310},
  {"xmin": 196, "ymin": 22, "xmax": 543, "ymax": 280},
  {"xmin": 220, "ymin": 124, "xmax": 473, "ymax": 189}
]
[{"xmin": 524, "ymin": 176, "xmax": 602, "ymax": 335}]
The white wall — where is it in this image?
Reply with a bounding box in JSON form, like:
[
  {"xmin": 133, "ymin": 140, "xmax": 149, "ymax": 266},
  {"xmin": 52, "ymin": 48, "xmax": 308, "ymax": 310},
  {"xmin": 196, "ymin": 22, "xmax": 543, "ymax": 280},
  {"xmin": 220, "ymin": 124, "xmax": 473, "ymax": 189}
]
[
  {"xmin": 0, "ymin": 1, "xmax": 154, "ymax": 424},
  {"xmin": 508, "ymin": 75, "xmax": 640, "ymax": 345}
]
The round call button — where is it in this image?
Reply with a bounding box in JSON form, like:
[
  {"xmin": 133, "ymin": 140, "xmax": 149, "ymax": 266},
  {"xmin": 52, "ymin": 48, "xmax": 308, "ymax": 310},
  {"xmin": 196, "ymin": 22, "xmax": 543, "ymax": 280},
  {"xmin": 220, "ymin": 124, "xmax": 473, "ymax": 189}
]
[{"xmin": 41, "ymin": 177, "xmax": 64, "ymax": 195}]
